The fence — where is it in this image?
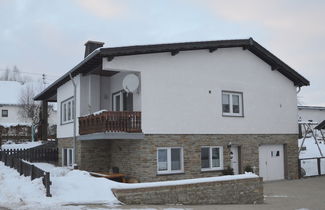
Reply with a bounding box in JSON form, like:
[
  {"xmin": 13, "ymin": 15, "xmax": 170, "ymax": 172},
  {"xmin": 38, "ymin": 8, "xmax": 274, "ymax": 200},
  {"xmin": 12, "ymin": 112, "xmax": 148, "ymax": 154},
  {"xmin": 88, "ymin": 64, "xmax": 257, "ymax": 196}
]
[
  {"xmin": 0, "ymin": 148, "xmax": 58, "ymax": 197},
  {"xmin": 0, "ymin": 148, "xmax": 58, "ymax": 163},
  {"xmin": 298, "ymin": 157, "xmax": 325, "ymax": 178}
]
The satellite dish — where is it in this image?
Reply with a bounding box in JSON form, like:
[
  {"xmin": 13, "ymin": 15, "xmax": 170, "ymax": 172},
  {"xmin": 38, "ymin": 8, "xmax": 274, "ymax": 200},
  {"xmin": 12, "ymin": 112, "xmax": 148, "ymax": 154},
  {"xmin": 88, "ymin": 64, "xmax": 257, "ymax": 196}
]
[{"xmin": 122, "ymin": 74, "xmax": 139, "ymax": 93}]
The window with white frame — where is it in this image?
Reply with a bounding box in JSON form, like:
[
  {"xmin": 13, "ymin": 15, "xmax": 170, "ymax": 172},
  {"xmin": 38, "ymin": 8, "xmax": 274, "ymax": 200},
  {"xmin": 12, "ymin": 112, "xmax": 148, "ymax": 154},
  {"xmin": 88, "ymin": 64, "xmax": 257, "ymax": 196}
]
[
  {"xmin": 62, "ymin": 148, "xmax": 74, "ymax": 167},
  {"xmin": 222, "ymin": 91, "xmax": 243, "ymax": 116},
  {"xmin": 201, "ymin": 146, "xmax": 223, "ymax": 171},
  {"xmin": 61, "ymin": 97, "xmax": 74, "ymax": 124},
  {"xmin": 157, "ymin": 147, "xmax": 183, "ymax": 174}
]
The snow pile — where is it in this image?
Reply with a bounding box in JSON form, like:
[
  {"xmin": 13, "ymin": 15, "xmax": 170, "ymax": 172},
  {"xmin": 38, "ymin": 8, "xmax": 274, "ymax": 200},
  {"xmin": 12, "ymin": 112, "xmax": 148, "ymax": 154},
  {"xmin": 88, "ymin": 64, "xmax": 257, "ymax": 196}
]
[
  {"xmin": 0, "ymin": 162, "xmax": 120, "ymax": 209},
  {"xmin": 1, "ymin": 141, "xmax": 43, "ymax": 150}
]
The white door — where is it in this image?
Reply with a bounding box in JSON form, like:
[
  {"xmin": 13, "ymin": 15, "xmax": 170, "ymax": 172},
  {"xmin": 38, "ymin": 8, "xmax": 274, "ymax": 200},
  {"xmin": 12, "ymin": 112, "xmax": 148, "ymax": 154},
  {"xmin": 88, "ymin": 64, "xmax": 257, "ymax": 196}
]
[
  {"xmin": 113, "ymin": 92, "xmax": 124, "ymax": 111},
  {"xmin": 230, "ymin": 146, "xmax": 239, "ymax": 175},
  {"xmin": 259, "ymin": 144, "xmax": 284, "ymax": 181}
]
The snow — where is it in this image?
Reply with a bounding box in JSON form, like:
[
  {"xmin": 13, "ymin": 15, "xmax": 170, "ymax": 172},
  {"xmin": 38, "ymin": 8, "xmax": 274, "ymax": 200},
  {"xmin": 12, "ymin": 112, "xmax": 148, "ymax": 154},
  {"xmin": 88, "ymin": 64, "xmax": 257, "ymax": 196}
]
[
  {"xmin": 0, "ymin": 162, "xmax": 120, "ymax": 209},
  {"xmin": 0, "ymin": 122, "xmax": 32, "ymax": 128},
  {"xmin": 82, "ymin": 109, "xmax": 108, "ymax": 117},
  {"xmin": 113, "ymin": 172, "xmax": 258, "ymax": 189},
  {"xmin": 298, "ymin": 137, "xmax": 325, "ymax": 176},
  {"xmin": 0, "ymin": 160, "xmax": 257, "ymax": 209},
  {"xmin": 1, "ymin": 141, "xmax": 43, "ymax": 150}
]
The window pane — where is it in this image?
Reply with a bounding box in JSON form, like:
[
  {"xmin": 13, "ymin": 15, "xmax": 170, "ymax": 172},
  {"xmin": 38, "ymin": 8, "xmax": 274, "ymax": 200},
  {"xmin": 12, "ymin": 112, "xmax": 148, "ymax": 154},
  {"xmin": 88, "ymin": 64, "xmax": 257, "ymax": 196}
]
[
  {"xmin": 222, "ymin": 94, "xmax": 230, "ymax": 113},
  {"xmin": 171, "ymin": 148, "xmax": 181, "ymax": 170},
  {"xmin": 63, "ymin": 104, "xmax": 67, "ymax": 122},
  {"xmin": 201, "ymin": 148, "xmax": 210, "ymax": 168},
  {"xmin": 116, "ymin": 95, "xmax": 120, "ymax": 111},
  {"xmin": 212, "ymin": 148, "xmax": 220, "ymax": 168},
  {"xmin": 68, "ymin": 149, "xmax": 73, "ymax": 166},
  {"xmin": 68, "ymin": 101, "xmax": 71, "ymax": 121},
  {"xmin": 72, "ymin": 100, "xmax": 75, "ymax": 119},
  {"xmin": 63, "ymin": 149, "xmax": 67, "ymax": 166},
  {"xmin": 232, "ymin": 95, "xmax": 240, "ymax": 113},
  {"xmin": 158, "ymin": 149, "xmax": 168, "ymax": 171}
]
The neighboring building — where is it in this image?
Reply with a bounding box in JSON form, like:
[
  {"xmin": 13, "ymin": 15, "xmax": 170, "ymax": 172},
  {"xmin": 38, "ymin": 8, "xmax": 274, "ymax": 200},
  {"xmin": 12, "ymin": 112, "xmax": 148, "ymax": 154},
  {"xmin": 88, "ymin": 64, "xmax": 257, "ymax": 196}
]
[
  {"xmin": 298, "ymin": 105, "xmax": 325, "ymax": 123},
  {"xmin": 34, "ymin": 38, "xmax": 309, "ymax": 182},
  {"xmin": 0, "ymin": 81, "xmax": 57, "ymax": 137}
]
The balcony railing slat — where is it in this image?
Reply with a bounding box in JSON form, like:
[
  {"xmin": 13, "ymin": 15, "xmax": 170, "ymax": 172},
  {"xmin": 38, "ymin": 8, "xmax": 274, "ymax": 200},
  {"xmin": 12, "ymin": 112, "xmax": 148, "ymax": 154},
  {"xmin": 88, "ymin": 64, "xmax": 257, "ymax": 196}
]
[{"xmin": 79, "ymin": 111, "xmax": 141, "ymax": 135}]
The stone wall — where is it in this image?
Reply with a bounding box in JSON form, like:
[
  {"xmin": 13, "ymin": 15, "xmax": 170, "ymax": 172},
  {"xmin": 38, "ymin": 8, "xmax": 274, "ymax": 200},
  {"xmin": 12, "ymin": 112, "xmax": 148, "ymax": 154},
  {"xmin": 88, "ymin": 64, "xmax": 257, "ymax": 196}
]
[
  {"xmin": 112, "ymin": 177, "xmax": 264, "ymax": 205},
  {"xmin": 58, "ymin": 134, "xmax": 298, "ymax": 182},
  {"xmin": 110, "ymin": 134, "xmax": 298, "ymax": 182}
]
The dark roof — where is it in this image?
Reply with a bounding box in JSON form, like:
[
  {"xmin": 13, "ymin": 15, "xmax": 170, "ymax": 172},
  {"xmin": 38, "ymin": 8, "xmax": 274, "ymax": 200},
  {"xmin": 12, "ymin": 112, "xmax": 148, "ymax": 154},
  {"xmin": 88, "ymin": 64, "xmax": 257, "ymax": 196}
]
[
  {"xmin": 315, "ymin": 120, "xmax": 325, "ymax": 130},
  {"xmin": 34, "ymin": 38, "xmax": 310, "ymax": 101}
]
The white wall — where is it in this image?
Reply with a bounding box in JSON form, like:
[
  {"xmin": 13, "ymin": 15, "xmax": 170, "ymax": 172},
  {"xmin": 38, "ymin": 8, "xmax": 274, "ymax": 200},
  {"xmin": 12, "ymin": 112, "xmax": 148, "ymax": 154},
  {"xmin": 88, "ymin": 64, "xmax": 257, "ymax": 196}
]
[
  {"xmin": 57, "ymin": 75, "xmax": 81, "ymax": 138},
  {"xmin": 103, "ymin": 48, "xmax": 299, "ymax": 134},
  {"xmin": 0, "ymin": 105, "xmax": 30, "ymax": 124},
  {"xmin": 0, "ymin": 105, "xmax": 57, "ymax": 126},
  {"xmin": 298, "ymin": 108, "xmax": 325, "ymax": 124}
]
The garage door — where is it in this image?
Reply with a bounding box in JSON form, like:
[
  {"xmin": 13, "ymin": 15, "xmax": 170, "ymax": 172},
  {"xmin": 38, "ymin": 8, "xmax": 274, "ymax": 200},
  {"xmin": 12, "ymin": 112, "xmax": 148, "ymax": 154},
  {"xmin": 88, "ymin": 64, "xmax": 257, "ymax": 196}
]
[{"xmin": 259, "ymin": 144, "xmax": 284, "ymax": 181}]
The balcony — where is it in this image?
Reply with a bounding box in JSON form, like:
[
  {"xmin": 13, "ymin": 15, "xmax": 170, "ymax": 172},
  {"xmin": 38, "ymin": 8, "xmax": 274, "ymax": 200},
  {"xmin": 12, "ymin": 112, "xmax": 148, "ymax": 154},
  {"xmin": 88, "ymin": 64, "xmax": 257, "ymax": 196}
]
[{"xmin": 79, "ymin": 111, "xmax": 142, "ymax": 135}]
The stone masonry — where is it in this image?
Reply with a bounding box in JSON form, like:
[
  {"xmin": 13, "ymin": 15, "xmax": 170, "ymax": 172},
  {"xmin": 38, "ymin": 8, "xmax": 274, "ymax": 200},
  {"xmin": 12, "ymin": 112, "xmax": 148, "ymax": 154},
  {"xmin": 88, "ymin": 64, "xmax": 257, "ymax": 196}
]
[
  {"xmin": 112, "ymin": 177, "xmax": 264, "ymax": 205},
  {"xmin": 57, "ymin": 134, "xmax": 298, "ymax": 182}
]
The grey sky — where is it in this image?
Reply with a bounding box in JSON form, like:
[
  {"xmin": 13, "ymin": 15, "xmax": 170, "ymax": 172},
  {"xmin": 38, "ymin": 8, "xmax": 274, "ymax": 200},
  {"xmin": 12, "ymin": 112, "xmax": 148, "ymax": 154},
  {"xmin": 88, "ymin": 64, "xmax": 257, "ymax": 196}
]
[{"xmin": 0, "ymin": 0, "xmax": 324, "ymax": 105}]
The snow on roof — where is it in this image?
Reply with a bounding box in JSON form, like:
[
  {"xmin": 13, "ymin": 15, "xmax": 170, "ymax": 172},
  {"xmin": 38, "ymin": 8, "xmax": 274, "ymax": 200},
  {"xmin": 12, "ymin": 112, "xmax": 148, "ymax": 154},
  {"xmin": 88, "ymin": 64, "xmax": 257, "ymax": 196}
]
[{"xmin": 0, "ymin": 81, "xmax": 24, "ymax": 105}]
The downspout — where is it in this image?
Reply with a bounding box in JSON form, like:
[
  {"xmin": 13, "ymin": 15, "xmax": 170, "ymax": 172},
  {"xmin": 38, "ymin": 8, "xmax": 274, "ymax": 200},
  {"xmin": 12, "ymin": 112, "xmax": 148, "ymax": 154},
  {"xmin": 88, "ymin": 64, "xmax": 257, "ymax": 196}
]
[{"xmin": 69, "ymin": 73, "xmax": 77, "ymax": 169}]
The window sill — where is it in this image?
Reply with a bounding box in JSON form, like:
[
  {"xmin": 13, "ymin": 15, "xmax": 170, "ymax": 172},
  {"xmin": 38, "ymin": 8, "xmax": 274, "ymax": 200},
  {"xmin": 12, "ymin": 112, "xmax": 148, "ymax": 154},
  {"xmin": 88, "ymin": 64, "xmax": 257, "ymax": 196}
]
[
  {"xmin": 61, "ymin": 121, "xmax": 74, "ymax": 125},
  {"xmin": 201, "ymin": 168, "xmax": 224, "ymax": 172},
  {"xmin": 157, "ymin": 171, "xmax": 184, "ymax": 176},
  {"xmin": 222, "ymin": 114, "xmax": 244, "ymax": 118}
]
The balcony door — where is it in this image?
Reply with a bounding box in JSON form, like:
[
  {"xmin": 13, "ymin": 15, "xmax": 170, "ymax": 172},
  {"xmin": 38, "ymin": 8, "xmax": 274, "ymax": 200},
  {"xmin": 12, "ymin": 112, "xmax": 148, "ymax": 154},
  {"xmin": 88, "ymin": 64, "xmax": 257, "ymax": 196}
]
[{"xmin": 112, "ymin": 91, "xmax": 133, "ymax": 111}]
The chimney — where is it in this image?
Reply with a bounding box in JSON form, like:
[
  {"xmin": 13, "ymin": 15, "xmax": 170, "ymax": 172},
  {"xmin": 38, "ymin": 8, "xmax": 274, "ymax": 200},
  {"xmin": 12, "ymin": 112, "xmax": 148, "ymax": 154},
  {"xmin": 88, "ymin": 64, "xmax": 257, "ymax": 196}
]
[{"xmin": 84, "ymin": 40, "xmax": 105, "ymax": 58}]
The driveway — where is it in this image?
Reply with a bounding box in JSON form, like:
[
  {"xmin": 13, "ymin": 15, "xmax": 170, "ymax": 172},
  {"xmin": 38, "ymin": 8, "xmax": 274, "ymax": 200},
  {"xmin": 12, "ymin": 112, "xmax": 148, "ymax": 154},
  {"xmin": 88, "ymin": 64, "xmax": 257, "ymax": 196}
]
[{"xmin": 80, "ymin": 176, "xmax": 325, "ymax": 210}]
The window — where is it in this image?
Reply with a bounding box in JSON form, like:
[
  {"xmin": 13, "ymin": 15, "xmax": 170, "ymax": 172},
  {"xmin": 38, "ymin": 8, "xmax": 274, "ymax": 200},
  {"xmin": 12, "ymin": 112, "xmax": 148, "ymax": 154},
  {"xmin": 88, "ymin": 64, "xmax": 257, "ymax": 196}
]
[
  {"xmin": 1, "ymin": 110, "xmax": 8, "ymax": 117},
  {"xmin": 62, "ymin": 148, "xmax": 74, "ymax": 167},
  {"xmin": 157, "ymin": 147, "xmax": 183, "ymax": 174},
  {"xmin": 222, "ymin": 91, "xmax": 243, "ymax": 116},
  {"xmin": 61, "ymin": 98, "xmax": 74, "ymax": 124},
  {"xmin": 201, "ymin": 146, "xmax": 223, "ymax": 171}
]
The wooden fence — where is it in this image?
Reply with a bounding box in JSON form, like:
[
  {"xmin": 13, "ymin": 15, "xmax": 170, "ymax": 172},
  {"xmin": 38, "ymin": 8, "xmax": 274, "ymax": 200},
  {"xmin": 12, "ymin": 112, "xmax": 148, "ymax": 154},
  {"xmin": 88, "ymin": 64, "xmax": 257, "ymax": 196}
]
[
  {"xmin": 0, "ymin": 152, "xmax": 52, "ymax": 197},
  {"xmin": 298, "ymin": 157, "xmax": 325, "ymax": 178},
  {"xmin": 0, "ymin": 148, "xmax": 58, "ymax": 163},
  {"xmin": 0, "ymin": 148, "xmax": 58, "ymax": 197}
]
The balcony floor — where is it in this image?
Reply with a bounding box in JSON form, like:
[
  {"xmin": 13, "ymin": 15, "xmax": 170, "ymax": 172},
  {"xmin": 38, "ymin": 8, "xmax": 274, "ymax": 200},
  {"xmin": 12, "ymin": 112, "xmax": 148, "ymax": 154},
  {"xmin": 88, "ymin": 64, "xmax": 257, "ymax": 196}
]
[{"xmin": 77, "ymin": 132, "xmax": 144, "ymax": 141}]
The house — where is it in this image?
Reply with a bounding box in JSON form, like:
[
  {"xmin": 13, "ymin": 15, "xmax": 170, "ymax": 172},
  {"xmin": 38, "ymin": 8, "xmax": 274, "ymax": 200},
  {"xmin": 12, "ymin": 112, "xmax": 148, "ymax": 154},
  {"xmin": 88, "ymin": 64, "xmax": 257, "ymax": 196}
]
[
  {"xmin": 298, "ymin": 105, "xmax": 325, "ymax": 123},
  {"xmin": 0, "ymin": 81, "xmax": 57, "ymax": 140},
  {"xmin": 34, "ymin": 38, "xmax": 309, "ymax": 182}
]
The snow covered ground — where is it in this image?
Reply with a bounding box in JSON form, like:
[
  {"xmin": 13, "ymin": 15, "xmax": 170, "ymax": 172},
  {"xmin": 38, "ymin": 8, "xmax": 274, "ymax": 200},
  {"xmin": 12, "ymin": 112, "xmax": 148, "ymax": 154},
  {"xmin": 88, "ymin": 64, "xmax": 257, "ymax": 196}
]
[
  {"xmin": 298, "ymin": 137, "xmax": 325, "ymax": 176},
  {"xmin": 0, "ymin": 161, "xmax": 257, "ymax": 209},
  {"xmin": 1, "ymin": 141, "xmax": 43, "ymax": 150}
]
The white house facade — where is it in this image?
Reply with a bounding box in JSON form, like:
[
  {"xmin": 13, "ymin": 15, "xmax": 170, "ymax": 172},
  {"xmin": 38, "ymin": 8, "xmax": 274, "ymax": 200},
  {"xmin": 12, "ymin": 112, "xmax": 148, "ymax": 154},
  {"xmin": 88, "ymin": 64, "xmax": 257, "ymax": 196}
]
[{"xmin": 35, "ymin": 39, "xmax": 309, "ymax": 182}]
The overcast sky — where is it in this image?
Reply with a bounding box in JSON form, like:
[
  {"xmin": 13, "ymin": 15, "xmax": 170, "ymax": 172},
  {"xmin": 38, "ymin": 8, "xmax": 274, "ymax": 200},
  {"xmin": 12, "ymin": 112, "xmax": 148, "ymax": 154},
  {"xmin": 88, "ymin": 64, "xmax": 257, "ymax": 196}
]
[{"xmin": 0, "ymin": 0, "xmax": 324, "ymax": 105}]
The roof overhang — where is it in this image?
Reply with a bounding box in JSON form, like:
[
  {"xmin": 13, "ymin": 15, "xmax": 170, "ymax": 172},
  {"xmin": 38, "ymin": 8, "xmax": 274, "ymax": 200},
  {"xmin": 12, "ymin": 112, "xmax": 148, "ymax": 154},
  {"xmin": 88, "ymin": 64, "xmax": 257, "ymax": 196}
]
[{"xmin": 34, "ymin": 38, "xmax": 310, "ymax": 101}]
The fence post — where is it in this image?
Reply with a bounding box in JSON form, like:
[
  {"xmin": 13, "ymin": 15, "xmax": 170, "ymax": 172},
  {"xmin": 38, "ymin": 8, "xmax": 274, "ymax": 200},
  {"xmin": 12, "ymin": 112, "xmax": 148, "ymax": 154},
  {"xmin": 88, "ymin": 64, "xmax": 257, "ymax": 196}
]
[
  {"xmin": 19, "ymin": 159, "xmax": 23, "ymax": 176},
  {"xmin": 317, "ymin": 158, "xmax": 321, "ymax": 176},
  {"xmin": 44, "ymin": 172, "xmax": 52, "ymax": 197},
  {"xmin": 30, "ymin": 165, "xmax": 34, "ymax": 180}
]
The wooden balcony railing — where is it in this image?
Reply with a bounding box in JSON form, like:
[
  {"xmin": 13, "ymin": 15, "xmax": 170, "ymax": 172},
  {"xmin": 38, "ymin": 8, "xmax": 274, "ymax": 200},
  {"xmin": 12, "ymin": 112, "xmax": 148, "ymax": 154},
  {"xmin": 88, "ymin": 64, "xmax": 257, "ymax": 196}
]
[{"xmin": 79, "ymin": 111, "xmax": 142, "ymax": 135}]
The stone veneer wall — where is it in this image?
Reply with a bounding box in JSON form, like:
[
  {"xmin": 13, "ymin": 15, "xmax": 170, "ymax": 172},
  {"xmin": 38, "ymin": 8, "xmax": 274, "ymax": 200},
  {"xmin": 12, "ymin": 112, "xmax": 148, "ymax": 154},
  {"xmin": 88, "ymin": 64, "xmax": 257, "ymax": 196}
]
[
  {"xmin": 58, "ymin": 134, "xmax": 298, "ymax": 182},
  {"xmin": 110, "ymin": 134, "xmax": 298, "ymax": 182},
  {"xmin": 112, "ymin": 177, "xmax": 264, "ymax": 205}
]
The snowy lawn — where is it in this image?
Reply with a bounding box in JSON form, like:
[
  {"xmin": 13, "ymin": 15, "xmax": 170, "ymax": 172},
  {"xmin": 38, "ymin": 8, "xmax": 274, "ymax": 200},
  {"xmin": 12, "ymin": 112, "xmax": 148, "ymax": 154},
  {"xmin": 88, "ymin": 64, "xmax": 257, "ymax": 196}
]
[
  {"xmin": 299, "ymin": 137, "xmax": 325, "ymax": 176},
  {"xmin": 1, "ymin": 141, "xmax": 43, "ymax": 150},
  {"xmin": 0, "ymin": 161, "xmax": 258, "ymax": 209}
]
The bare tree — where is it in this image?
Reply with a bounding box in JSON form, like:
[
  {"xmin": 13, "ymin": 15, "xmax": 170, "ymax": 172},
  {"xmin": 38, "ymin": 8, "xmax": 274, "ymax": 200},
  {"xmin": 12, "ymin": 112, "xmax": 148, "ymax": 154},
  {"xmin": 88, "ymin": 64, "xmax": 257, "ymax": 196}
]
[{"xmin": 18, "ymin": 84, "xmax": 42, "ymax": 126}]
